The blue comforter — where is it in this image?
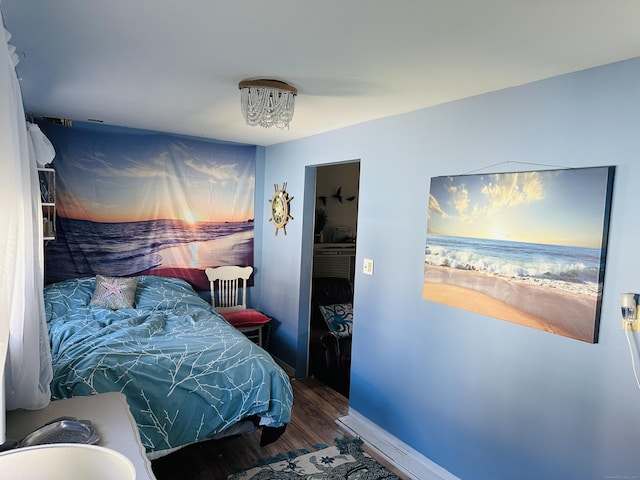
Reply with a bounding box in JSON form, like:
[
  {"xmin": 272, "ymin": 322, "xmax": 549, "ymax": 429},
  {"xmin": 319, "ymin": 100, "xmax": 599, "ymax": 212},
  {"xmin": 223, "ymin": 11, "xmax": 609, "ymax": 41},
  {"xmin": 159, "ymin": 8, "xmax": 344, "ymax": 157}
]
[{"xmin": 44, "ymin": 275, "xmax": 293, "ymax": 454}]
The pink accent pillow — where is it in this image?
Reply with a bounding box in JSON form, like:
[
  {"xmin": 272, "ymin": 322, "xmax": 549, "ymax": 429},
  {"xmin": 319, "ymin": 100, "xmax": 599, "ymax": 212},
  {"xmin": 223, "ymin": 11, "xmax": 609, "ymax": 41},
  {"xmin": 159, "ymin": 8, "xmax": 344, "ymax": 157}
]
[{"xmin": 221, "ymin": 309, "xmax": 271, "ymax": 327}]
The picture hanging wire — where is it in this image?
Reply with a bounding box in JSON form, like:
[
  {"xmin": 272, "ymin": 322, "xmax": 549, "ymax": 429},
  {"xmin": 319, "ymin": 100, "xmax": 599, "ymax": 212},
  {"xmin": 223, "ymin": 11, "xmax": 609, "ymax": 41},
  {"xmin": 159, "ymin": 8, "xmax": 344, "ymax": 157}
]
[{"xmin": 462, "ymin": 161, "xmax": 571, "ymax": 176}]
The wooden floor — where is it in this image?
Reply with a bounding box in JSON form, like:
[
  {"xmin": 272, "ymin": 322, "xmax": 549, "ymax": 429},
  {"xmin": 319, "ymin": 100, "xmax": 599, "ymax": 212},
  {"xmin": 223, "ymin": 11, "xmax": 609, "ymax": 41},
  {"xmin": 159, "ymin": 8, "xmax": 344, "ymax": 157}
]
[{"xmin": 151, "ymin": 377, "xmax": 404, "ymax": 480}]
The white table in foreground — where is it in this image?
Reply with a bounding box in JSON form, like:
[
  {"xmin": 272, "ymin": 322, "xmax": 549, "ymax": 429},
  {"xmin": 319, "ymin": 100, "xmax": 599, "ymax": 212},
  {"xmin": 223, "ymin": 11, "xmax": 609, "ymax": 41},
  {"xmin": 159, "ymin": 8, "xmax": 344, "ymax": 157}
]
[{"xmin": 6, "ymin": 392, "xmax": 155, "ymax": 480}]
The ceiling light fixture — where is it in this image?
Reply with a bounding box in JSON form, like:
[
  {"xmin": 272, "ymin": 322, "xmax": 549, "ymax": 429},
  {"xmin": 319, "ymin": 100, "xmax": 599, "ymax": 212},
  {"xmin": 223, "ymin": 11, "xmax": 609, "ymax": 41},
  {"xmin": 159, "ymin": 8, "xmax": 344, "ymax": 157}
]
[{"xmin": 238, "ymin": 79, "xmax": 297, "ymax": 129}]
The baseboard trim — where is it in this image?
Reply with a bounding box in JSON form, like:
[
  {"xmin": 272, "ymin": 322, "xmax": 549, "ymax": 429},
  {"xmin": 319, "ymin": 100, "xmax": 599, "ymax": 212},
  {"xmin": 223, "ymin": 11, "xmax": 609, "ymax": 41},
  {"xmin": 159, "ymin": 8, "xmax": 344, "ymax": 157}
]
[{"xmin": 337, "ymin": 409, "xmax": 460, "ymax": 480}]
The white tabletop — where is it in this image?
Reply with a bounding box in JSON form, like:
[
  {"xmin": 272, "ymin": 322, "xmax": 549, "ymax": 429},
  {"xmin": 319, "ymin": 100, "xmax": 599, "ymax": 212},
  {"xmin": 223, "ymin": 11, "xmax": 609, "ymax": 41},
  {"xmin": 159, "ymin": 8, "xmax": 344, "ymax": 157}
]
[{"xmin": 6, "ymin": 392, "xmax": 156, "ymax": 480}]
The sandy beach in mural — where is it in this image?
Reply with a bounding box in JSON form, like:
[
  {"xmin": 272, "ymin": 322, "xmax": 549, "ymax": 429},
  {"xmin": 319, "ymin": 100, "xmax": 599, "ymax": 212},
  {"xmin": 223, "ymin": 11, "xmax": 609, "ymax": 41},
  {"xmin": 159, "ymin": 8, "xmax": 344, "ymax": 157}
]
[
  {"xmin": 158, "ymin": 230, "xmax": 253, "ymax": 269},
  {"xmin": 423, "ymin": 266, "xmax": 599, "ymax": 342},
  {"xmin": 141, "ymin": 230, "xmax": 253, "ymax": 291}
]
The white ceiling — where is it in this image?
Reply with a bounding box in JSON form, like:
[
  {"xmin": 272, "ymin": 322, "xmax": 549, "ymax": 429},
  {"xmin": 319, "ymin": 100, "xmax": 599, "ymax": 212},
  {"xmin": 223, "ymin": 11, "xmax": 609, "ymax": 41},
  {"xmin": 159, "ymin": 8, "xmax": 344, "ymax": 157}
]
[{"xmin": 3, "ymin": 1, "xmax": 640, "ymax": 146}]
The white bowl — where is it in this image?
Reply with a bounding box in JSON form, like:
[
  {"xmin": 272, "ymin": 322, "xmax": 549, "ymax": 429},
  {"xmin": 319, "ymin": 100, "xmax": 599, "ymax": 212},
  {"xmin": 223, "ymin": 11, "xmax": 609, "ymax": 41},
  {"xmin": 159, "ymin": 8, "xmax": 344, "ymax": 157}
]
[{"xmin": 0, "ymin": 443, "xmax": 136, "ymax": 479}]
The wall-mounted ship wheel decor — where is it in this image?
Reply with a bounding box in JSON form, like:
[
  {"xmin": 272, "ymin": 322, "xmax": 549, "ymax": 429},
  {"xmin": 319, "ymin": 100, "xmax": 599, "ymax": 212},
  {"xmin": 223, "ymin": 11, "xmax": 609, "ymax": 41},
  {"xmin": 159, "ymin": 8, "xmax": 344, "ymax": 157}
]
[{"xmin": 268, "ymin": 182, "xmax": 294, "ymax": 236}]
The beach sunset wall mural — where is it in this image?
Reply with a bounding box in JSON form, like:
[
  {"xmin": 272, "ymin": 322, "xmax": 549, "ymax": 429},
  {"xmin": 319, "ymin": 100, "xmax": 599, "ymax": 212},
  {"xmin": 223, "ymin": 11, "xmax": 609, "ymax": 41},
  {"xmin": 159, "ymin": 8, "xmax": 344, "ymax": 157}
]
[
  {"xmin": 40, "ymin": 122, "xmax": 257, "ymax": 290},
  {"xmin": 423, "ymin": 166, "xmax": 615, "ymax": 343}
]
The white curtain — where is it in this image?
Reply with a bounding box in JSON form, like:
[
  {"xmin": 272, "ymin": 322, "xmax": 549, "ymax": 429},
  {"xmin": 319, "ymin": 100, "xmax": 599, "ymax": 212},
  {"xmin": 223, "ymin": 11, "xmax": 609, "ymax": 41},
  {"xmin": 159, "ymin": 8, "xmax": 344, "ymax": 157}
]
[{"xmin": 1, "ymin": 9, "xmax": 53, "ymax": 410}]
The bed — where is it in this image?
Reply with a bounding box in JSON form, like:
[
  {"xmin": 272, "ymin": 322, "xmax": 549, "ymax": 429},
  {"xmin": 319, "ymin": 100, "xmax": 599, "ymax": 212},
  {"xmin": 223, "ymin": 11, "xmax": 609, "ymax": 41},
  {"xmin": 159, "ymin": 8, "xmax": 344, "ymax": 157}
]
[{"xmin": 43, "ymin": 274, "xmax": 293, "ymax": 458}]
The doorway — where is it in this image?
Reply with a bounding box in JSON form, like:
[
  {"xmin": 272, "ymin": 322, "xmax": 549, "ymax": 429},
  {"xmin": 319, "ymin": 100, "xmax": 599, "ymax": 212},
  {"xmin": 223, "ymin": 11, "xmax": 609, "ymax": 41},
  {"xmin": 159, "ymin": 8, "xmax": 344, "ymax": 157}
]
[{"xmin": 307, "ymin": 161, "xmax": 360, "ymax": 397}]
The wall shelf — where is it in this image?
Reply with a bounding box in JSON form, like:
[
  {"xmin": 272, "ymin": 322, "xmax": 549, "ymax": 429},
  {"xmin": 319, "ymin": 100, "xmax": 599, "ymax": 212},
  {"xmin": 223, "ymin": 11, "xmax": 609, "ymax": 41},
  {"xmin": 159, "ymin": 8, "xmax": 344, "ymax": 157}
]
[{"xmin": 38, "ymin": 167, "xmax": 56, "ymax": 242}]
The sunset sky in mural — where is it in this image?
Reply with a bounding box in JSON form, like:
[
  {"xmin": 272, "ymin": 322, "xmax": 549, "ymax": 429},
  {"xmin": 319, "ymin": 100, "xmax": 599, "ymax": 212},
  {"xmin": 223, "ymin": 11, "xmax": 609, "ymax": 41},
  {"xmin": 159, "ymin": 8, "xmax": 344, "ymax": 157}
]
[
  {"xmin": 427, "ymin": 167, "xmax": 612, "ymax": 249},
  {"xmin": 51, "ymin": 130, "xmax": 256, "ymax": 224}
]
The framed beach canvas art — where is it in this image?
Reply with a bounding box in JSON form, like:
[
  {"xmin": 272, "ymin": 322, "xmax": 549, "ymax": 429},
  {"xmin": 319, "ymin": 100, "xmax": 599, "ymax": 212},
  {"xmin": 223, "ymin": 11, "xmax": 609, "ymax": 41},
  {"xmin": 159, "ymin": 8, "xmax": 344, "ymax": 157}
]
[{"xmin": 423, "ymin": 166, "xmax": 615, "ymax": 343}]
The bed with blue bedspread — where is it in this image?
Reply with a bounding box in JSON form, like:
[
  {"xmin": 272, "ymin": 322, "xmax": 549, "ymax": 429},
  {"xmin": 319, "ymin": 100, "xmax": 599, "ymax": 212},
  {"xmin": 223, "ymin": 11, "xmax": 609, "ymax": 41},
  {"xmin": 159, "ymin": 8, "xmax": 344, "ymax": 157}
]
[{"xmin": 44, "ymin": 275, "xmax": 293, "ymax": 457}]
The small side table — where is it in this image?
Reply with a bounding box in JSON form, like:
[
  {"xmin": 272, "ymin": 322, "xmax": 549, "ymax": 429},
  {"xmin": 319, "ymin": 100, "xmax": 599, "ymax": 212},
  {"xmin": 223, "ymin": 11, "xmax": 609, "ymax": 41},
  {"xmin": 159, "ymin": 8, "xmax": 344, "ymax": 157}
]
[{"xmin": 6, "ymin": 392, "xmax": 155, "ymax": 480}]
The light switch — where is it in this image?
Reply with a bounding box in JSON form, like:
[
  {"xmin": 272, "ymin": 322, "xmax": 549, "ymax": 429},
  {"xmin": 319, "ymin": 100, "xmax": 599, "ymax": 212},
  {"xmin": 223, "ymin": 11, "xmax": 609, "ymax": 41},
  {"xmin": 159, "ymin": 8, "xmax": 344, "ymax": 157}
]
[{"xmin": 363, "ymin": 258, "xmax": 374, "ymax": 275}]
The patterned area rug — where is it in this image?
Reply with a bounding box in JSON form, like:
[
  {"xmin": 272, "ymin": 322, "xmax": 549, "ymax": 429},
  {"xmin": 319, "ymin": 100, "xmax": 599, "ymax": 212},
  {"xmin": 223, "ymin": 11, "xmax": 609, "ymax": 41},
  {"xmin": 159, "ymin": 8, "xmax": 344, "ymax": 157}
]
[{"xmin": 227, "ymin": 438, "xmax": 402, "ymax": 479}]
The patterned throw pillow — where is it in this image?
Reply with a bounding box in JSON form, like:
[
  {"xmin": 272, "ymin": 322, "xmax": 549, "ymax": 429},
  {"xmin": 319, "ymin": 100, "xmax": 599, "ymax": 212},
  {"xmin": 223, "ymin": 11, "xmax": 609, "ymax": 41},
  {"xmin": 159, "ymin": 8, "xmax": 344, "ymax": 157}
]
[
  {"xmin": 89, "ymin": 275, "xmax": 138, "ymax": 310},
  {"xmin": 318, "ymin": 303, "xmax": 353, "ymax": 338}
]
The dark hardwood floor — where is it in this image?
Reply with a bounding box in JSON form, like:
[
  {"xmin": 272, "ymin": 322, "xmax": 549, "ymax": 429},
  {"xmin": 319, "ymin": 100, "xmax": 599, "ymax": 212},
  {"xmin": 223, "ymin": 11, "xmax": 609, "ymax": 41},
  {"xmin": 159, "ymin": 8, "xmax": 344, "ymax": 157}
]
[{"xmin": 151, "ymin": 377, "xmax": 404, "ymax": 480}]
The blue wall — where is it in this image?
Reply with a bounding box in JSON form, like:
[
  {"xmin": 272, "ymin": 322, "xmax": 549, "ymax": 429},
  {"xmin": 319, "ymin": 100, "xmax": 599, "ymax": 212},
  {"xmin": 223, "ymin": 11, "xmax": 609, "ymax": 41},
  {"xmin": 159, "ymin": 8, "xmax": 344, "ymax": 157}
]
[{"xmin": 258, "ymin": 58, "xmax": 640, "ymax": 479}]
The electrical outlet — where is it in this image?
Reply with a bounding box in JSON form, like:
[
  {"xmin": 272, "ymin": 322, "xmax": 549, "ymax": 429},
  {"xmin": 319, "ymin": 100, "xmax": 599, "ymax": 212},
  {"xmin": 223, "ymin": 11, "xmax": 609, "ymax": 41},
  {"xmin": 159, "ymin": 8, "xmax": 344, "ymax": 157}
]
[
  {"xmin": 363, "ymin": 258, "xmax": 374, "ymax": 275},
  {"xmin": 621, "ymin": 318, "xmax": 640, "ymax": 332}
]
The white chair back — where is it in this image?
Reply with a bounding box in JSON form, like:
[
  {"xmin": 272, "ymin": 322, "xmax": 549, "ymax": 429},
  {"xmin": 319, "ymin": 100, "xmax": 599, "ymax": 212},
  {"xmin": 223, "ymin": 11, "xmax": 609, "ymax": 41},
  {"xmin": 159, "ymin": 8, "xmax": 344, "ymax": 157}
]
[{"xmin": 205, "ymin": 266, "xmax": 253, "ymax": 314}]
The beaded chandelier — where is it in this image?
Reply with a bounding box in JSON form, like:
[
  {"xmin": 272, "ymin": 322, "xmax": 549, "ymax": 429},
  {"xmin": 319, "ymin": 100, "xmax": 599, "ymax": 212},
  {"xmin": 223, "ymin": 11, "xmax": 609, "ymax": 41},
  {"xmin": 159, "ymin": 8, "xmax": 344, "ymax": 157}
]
[{"xmin": 238, "ymin": 79, "xmax": 297, "ymax": 129}]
